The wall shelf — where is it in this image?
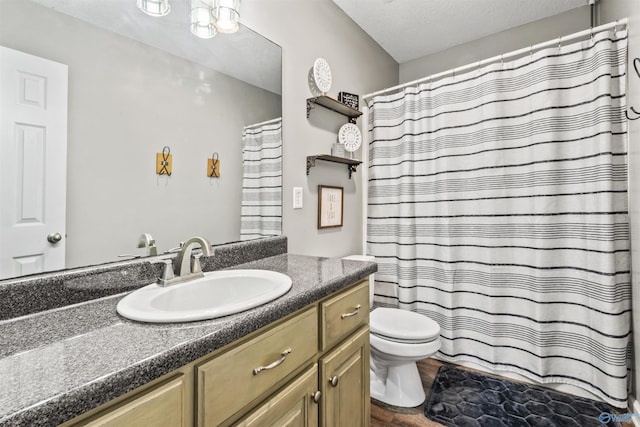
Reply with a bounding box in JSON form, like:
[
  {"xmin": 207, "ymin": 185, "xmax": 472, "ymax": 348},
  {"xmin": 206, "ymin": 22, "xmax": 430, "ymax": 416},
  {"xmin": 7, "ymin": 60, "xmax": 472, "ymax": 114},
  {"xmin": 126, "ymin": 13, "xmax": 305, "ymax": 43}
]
[
  {"xmin": 306, "ymin": 155, "xmax": 362, "ymax": 179},
  {"xmin": 306, "ymin": 96, "xmax": 362, "ymax": 123}
]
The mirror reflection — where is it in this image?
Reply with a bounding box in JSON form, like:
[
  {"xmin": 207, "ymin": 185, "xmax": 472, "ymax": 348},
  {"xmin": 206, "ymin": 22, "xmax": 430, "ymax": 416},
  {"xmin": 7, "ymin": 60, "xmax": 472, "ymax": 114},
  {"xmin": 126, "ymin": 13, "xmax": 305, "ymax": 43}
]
[{"xmin": 0, "ymin": 0, "xmax": 282, "ymax": 280}]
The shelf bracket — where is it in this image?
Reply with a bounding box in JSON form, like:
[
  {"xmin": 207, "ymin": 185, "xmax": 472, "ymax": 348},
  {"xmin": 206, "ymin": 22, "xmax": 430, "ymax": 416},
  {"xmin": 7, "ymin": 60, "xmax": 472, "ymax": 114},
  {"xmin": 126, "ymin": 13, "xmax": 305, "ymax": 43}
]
[
  {"xmin": 348, "ymin": 164, "xmax": 358, "ymax": 179},
  {"xmin": 306, "ymin": 156, "xmax": 316, "ymax": 175},
  {"xmin": 306, "ymin": 99, "xmax": 315, "ymax": 119}
]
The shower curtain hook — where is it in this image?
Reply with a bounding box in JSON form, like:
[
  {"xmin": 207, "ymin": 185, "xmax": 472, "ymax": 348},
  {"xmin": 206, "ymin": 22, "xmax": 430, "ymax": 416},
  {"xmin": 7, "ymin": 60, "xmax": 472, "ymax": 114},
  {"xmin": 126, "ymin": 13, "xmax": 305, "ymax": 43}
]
[
  {"xmin": 558, "ymin": 36, "xmax": 562, "ymax": 51},
  {"xmin": 529, "ymin": 45, "xmax": 533, "ymax": 60},
  {"xmin": 500, "ymin": 54, "xmax": 504, "ymax": 68}
]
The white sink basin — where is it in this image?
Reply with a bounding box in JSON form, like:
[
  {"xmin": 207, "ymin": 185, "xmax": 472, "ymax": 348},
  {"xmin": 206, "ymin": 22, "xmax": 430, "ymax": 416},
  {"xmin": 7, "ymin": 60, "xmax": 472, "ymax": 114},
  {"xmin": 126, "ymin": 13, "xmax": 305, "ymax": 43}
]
[{"xmin": 116, "ymin": 269, "xmax": 292, "ymax": 323}]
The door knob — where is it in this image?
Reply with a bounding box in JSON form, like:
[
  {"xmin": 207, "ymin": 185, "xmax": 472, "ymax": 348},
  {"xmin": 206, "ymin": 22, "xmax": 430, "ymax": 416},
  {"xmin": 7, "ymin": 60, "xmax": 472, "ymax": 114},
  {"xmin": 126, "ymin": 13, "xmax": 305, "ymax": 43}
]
[
  {"xmin": 312, "ymin": 390, "xmax": 322, "ymax": 403},
  {"xmin": 47, "ymin": 232, "xmax": 62, "ymax": 243},
  {"xmin": 329, "ymin": 375, "xmax": 339, "ymax": 387}
]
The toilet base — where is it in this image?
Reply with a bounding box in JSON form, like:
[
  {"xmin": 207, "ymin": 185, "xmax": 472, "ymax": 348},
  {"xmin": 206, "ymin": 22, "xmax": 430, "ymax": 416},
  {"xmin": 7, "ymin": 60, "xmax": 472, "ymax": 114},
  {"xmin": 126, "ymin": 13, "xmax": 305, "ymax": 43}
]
[{"xmin": 370, "ymin": 360, "xmax": 426, "ymax": 407}]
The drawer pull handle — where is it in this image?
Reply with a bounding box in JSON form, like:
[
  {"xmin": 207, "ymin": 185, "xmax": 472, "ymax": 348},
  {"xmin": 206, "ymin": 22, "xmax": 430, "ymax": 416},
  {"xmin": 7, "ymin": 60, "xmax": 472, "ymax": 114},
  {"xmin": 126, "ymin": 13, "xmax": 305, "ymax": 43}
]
[
  {"xmin": 341, "ymin": 304, "xmax": 362, "ymax": 319},
  {"xmin": 312, "ymin": 390, "xmax": 322, "ymax": 403},
  {"xmin": 252, "ymin": 348, "xmax": 292, "ymax": 375},
  {"xmin": 329, "ymin": 375, "xmax": 339, "ymax": 387}
]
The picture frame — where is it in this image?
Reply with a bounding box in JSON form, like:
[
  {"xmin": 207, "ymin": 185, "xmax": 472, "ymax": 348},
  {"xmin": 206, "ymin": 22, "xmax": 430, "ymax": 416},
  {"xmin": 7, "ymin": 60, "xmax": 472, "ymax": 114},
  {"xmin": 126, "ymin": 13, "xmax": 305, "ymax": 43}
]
[
  {"xmin": 338, "ymin": 91, "xmax": 359, "ymax": 110},
  {"xmin": 318, "ymin": 185, "xmax": 344, "ymax": 229}
]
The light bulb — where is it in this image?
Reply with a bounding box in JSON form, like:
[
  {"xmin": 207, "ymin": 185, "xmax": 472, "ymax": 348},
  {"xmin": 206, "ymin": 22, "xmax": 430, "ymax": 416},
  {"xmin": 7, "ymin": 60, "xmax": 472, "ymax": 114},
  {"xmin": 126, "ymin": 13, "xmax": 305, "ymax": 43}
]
[
  {"xmin": 191, "ymin": 0, "xmax": 217, "ymax": 38},
  {"xmin": 137, "ymin": 0, "xmax": 170, "ymax": 17}
]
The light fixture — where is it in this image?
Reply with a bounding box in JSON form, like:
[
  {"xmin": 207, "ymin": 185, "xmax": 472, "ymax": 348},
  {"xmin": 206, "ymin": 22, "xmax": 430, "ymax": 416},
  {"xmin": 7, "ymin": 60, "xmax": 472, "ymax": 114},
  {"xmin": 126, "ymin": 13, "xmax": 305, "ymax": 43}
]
[
  {"xmin": 212, "ymin": 0, "xmax": 240, "ymax": 34},
  {"xmin": 137, "ymin": 0, "xmax": 240, "ymax": 38},
  {"xmin": 191, "ymin": 0, "xmax": 217, "ymax": 39},
  {"xmin": 137, "ymin": 0, "xmax": 170, "ymax": 17}
]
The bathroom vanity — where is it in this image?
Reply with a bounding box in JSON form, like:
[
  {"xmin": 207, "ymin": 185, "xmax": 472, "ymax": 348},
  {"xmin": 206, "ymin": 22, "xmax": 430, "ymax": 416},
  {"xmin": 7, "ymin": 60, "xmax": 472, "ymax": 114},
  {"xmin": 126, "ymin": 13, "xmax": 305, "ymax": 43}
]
[
  {"xmin": 0, "ymin": 238, "xmax": 376, "ymax": 427},
  {"xmin": 63, "ymin": 280, "xmax": 369, "ymax": 427}
]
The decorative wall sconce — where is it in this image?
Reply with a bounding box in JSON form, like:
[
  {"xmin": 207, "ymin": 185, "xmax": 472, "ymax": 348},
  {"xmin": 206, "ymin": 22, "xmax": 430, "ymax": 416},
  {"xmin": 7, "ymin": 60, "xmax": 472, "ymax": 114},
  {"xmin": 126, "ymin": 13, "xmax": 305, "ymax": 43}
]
[
  {"xmin": 137, "ymin": 0, "xmax": 240, "ymax": 39},
  {"xmin": 208, "ymin": 152, "xmax": 220, "ymax": 177},
  {"xmin": 156, "ymin": 146, "xmax": 172, "ymax": 176}
]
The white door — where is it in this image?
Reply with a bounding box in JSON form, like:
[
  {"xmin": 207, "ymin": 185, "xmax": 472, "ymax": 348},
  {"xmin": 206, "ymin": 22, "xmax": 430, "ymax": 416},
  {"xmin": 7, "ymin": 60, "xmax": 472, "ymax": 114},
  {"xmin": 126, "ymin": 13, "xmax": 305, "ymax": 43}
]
[{"xmin": 0, "ymin": 46, "xmax": 68, "ymax": 280}]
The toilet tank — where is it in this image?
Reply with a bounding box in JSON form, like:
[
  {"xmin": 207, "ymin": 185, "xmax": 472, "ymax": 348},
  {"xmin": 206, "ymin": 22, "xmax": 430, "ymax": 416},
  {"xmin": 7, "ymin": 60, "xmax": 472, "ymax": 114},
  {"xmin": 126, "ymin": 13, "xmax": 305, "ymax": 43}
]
[{"xmin": 343, "ymin": 255, "xmax": 375, "ymax": 307}]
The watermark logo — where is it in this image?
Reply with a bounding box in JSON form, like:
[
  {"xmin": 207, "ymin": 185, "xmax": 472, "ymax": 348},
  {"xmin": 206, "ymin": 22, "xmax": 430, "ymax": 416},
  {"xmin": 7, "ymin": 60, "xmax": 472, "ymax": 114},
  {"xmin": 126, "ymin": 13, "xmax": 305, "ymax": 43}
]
[{"xmin": 599, "ymin": 412, "xmax": 640, "ymax": 424}]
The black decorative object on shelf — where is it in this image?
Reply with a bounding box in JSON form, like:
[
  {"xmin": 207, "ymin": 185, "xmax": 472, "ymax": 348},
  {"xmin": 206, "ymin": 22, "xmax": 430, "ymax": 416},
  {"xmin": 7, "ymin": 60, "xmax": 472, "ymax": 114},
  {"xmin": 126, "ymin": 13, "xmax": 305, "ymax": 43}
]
[
  {"xmin": 306, "ymin": 95, "xmax": 362, "ymax": 124},
  {"xmin": 306, "ymin": 155, "xmax": 362, "ymax": 179},
  {"xmin": 338, "ymin": 92, "xmax": 359, "ymax": 110}
]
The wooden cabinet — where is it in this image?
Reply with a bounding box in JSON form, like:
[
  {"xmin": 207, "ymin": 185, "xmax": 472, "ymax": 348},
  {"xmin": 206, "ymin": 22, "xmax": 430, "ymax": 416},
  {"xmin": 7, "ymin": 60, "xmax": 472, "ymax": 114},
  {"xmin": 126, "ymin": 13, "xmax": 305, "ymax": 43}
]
[
  {"xmin": 63, "ymin": 280, "xmax": 370, "ymax": 427},
  {"xmin": 65, "ymin": 373, "xmax": 192, "ymax": 427},
  {"xmin": 320, "ymin": 281, "xmax": 369, "ymax": 352},
  {"xmin": 234, "ymin": 365, "xmax": 319, "ymax": 427},
  {"xmin": 319, "ymin": 327, "xmax": 370, "ymax": 427},
  {"xmin": 197, "ymin": 307, "xmax": 318, "ymax": 426}
]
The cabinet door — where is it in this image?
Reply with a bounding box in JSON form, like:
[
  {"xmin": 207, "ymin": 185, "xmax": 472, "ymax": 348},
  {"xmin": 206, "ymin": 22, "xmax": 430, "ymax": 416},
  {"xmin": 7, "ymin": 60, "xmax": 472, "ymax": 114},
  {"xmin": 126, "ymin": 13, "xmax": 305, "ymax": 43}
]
[
  {"xmin": 80, "ymin": 375, "xmax": 187, "ymax": 427},
  {"xmin": 234, "ymin": 365, "xmax": 319, "ymax": 427},
  {"xmin": 319, "ymin": 327, "xmax": 370, "ymax": 427}
]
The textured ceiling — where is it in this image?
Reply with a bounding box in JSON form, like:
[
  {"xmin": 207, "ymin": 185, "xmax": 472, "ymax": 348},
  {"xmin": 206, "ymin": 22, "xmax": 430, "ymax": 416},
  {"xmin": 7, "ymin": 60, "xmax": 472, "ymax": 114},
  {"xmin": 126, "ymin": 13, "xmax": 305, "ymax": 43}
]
[
  {"xmin": 29, "ymin": 0, "xmax": 282, "ymax": 94},
  {"xmin": 332, "ymin": 0, "xmax": 588, "ymax": 63}
]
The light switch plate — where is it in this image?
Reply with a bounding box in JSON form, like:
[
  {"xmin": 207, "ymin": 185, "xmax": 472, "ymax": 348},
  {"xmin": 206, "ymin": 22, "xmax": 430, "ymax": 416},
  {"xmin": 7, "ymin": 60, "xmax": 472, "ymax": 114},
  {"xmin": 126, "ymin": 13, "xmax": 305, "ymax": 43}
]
[{"xmin": 293, "ymin": 187, "xmax": 303, "ymax": 209}]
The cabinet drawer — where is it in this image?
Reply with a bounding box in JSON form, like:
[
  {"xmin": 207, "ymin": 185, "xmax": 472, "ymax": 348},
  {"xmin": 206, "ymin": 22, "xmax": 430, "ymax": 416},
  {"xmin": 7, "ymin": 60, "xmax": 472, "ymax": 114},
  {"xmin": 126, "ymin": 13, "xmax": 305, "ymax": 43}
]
[
  {"xmin": 197, "ymin": 307, "xmax": 318, "ymax": 426},
  {"xmin": 320, "ymin": 281, "xmax": 369, "ymax": 352},
  {"xmin": 234, "ymin": 365, "xmax": 318, "ymax": 427}
]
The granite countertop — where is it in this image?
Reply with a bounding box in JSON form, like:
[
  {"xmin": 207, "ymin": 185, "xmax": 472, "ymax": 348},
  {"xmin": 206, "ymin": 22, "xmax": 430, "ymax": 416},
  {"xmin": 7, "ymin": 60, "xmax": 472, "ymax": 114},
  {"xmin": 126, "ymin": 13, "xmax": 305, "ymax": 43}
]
[{"xmin": 0, "ymin": 254, "xmax": 376, "ymax": 427}]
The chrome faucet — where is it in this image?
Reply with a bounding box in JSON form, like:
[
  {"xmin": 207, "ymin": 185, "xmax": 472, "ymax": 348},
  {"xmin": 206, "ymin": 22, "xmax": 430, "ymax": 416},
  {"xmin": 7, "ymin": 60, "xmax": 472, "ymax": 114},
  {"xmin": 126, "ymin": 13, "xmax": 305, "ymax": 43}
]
[
  {"xmin": 157, "ymin": 237, "xmax": 212, "ymax": 286},
  {"xmin": 138, "ymin": 233, "xmax": 158, "ymax": 256}
]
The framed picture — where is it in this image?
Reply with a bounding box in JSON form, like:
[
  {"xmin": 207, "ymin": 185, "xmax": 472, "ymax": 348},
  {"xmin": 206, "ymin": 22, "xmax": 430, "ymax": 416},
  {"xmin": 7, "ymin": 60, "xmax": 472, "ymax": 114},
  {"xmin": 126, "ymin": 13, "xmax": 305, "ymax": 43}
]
[{"xmin": 318, "ymin": 185, "xmax": 344, "ymax": 228}]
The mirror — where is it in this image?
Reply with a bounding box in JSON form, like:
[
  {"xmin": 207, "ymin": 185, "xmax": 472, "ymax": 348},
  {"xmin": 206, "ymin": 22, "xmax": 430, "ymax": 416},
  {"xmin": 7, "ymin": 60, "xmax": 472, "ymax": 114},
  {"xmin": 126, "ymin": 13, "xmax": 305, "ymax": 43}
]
[{"xmin": 0, "ymin": 0, "xmax": 282, "ymax": 280}]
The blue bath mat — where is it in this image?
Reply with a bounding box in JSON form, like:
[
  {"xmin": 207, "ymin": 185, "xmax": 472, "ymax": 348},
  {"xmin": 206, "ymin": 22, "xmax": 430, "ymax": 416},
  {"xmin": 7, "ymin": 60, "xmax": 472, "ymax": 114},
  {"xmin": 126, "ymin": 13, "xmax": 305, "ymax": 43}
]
[{"xmin": 425, "ymin": 365, "xmax": 623, "ymax": 427}]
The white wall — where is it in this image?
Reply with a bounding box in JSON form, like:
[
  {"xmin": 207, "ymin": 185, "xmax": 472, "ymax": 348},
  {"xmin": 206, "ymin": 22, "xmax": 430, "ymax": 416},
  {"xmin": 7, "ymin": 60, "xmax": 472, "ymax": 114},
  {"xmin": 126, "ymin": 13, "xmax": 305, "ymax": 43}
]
[
  {"xmin": 242, "ymin": 0, "xmax": 399, "ymax": 257},
  {"xmin": 0, "ymin": 1, "xmax": 281, "ymax": 268},
  {"xmin": 400, "ymin": 6, "xmax": 590, "ymax": 83},
  {"xmin": 600, "ymin": 0, "xmax": 640, "ymax": 403}
]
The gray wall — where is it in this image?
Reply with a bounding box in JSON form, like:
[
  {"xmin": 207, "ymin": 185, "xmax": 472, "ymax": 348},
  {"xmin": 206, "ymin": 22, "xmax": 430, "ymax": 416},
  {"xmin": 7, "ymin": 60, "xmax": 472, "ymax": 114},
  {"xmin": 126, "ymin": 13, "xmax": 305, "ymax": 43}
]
[
  {"xmin": 0, "ymin": 1, "xmax": 281, "ymax": 268},
  {"xmin": 400, "ymin": 6, "xmax": 590, "ymax": 83},
  {"xmin": 242, "ymin": 0, "xmax": 399, "ymax": 258}
]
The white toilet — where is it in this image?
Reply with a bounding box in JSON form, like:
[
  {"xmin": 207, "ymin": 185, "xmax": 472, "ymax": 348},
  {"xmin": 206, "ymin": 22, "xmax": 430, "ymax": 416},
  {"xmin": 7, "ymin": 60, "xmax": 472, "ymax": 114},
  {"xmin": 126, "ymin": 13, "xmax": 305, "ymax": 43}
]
[{"xmin": 344, "ymin": 255, "xmax": 441, "ymax": 408}]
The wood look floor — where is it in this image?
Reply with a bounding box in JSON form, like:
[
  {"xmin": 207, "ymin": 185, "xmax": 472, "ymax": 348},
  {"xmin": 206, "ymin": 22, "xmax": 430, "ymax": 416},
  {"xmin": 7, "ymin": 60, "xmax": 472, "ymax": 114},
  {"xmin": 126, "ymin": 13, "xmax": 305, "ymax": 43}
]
[
  {"xmin": 370, "ymin": 359, "xmax": 633, "ymax": 427},
  {"xmin": 371, "ymin": 358, "xmax": 447, "ymax": 427}
]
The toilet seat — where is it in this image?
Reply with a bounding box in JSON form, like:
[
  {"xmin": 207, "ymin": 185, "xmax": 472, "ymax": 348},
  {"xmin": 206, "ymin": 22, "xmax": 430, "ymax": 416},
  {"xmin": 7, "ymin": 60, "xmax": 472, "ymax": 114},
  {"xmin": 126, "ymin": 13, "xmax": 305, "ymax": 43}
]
[
  {"xmin": 370, "ymin": 307, "xmax": 440, "ymax": 344},
  {"xmin": 370, "ymin": 332, "xmax": 441, "ymax": 359}
]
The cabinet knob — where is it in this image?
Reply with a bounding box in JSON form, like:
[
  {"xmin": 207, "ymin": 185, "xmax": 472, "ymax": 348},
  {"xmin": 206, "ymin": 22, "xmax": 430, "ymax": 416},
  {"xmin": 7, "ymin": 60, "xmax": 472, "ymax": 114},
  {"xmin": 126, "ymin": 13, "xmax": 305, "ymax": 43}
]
[
  {"xmin": 329, "ymin": 375, "xmax": 339, "ymax": 387},
  {"xmin": 312, "ymin": 390, "xmax": 322, "ymax": 403}
]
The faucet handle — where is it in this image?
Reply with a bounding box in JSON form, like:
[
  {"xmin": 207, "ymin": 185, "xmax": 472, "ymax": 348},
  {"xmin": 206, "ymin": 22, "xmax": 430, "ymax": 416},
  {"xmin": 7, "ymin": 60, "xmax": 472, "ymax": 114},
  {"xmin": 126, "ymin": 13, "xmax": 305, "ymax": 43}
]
[
  {"xmin": 191, "ymin": 253, "xmax": 203, "ymax": 275},
  {"xmin": 156, "ymin": 259, "xmax": 175, "ymax": 286}
]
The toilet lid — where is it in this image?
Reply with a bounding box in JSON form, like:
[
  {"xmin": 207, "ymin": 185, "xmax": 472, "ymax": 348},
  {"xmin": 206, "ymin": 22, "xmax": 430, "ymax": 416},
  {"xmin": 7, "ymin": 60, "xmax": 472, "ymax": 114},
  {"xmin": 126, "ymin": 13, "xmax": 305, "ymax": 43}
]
[{"xmin": 370, "ymin": 307, "xmax": 440, "ymax": 343}]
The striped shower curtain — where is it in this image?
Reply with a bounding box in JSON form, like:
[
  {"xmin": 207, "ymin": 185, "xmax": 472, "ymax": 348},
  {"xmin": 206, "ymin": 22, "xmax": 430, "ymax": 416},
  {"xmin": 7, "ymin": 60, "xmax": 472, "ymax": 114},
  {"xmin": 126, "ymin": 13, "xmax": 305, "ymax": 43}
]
[
  {"xmin": 240, "ymin": 118, "xmax": 282, "ymax": 240},
  {"xmin": 367, "ymin": 30, "xmax": 630, "ymax": 407}
]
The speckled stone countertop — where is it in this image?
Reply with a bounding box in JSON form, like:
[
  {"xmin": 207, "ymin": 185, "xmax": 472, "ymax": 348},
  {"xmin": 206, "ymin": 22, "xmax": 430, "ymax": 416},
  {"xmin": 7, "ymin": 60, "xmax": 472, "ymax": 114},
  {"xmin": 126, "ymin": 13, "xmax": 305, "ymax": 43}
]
[{"xmin": 0, "ymin": 253, "xmax": 376, "ymax": 427}]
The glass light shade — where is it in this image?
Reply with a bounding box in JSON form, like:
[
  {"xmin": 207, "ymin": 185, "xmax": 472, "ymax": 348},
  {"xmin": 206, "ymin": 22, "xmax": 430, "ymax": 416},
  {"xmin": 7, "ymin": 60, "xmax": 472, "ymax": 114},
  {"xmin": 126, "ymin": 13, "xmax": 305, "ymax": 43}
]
[
  {"xmin": 137, "ymin": 0, "xmax": 170, "ymax": 17},
  {"xmin": 191, "ymin": 0, "xmax": 217, "ymax": 38},
  {"xmin": 212, "ymin": 0, "xmax": 240, "ymax": 34}
]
